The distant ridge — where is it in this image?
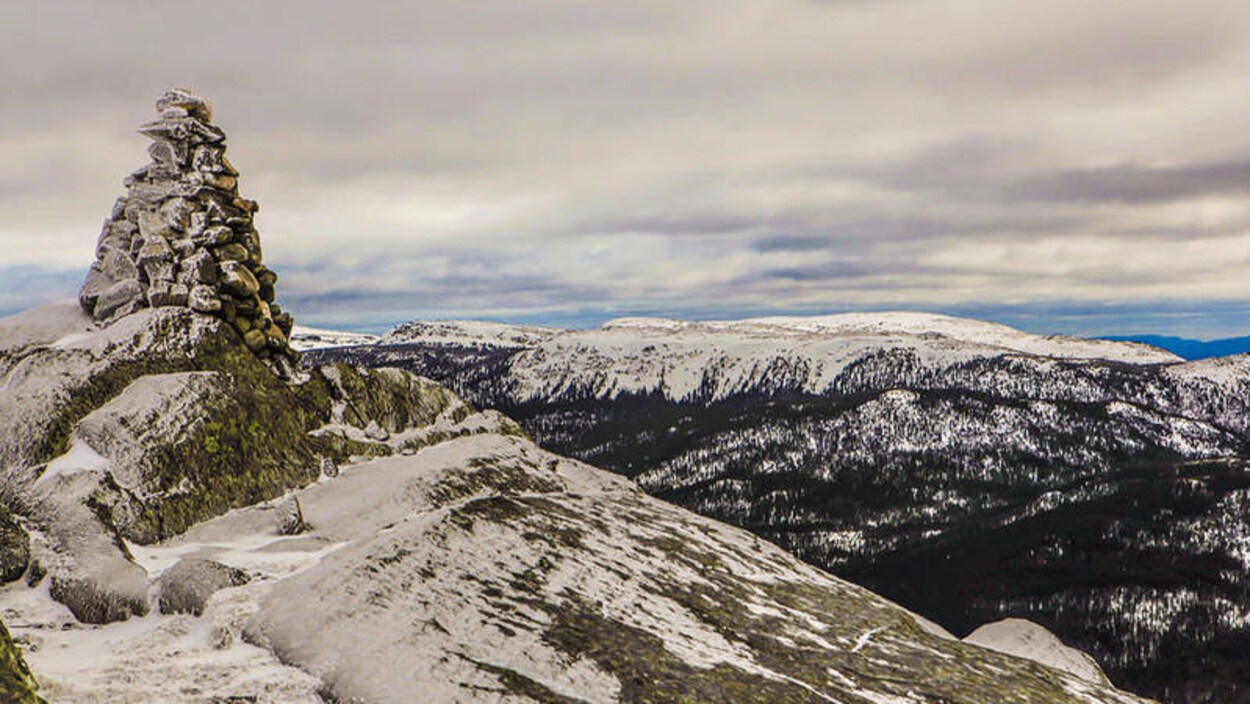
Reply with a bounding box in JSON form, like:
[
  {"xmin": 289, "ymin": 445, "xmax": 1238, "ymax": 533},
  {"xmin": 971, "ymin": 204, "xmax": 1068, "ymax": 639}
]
[{"xmin": 1102, "ymin": 333, "xmax": 1250, "ymax": 360}]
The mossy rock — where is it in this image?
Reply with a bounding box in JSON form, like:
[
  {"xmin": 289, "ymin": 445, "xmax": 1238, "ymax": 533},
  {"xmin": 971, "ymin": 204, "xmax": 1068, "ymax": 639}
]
[
  {"xmin": 0, "ymin": 619, "xmax": 44, "ymax": 704},
  {"xmin": 0, "ymin": 505, "xmax": 29, "ymax": 584},
  {"xmin": 16, "ymin": 315, "xmax": 480, "ymax": 545}
]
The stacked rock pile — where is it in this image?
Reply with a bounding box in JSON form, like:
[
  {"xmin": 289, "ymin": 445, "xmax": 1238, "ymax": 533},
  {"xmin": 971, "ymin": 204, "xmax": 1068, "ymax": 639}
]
[{"xmin": 79, "ymin": 88, "xmax": 295, "ymax": 362}]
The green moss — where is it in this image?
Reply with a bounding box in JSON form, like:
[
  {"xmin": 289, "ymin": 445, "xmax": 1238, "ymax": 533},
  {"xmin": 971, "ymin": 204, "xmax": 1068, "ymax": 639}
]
[
  {"xmin": 541, "ymin": 593, "xmax": 816, "ymax": 704},
  {"xmin": 0, "ymin": 619, "xmax": 44, "ymax": 704},
  {"xmin": 462, "ymin": 657, "xmax": 587, "ymax": 704},
  {"xmin": 321, "ymin": 364, "xmax": 463, "ymax": 432},
  {"xmin": 0, "ymin": 505, "xmax": 29, "ymax": 584},
  {"xmin": 428, "ymin": 455, "xmax": 564, "ymax": 508}
]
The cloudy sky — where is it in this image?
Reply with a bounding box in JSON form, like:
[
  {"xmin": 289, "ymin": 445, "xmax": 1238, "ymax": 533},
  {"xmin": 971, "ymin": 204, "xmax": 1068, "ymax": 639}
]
[{"xmin": 5, "ymin": 1, "xmax": 1250, "ymax": 337}]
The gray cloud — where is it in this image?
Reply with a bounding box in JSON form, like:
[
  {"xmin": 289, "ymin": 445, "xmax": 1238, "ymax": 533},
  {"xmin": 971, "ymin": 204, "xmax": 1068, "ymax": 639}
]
[
  {"xmin": 4, "ymin": 1, "xmax": 1250, "ymax": 338},
  {"xmin": 1011, "ymin": 159, "xmax": 1250, "ymax": 204}
]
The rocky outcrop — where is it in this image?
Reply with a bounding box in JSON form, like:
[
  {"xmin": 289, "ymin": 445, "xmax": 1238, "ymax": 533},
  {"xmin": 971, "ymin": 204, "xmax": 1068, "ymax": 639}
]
[
  {"xmin": 0, "ymin": 301, "xmax": 477, "ymax": 624},
  {"xmin": 77, "ymin": 88, "xmax": 293, "ymax": 365}
]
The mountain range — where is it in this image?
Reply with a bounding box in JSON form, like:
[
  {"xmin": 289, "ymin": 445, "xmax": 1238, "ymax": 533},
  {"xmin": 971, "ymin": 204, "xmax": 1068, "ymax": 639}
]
[
  {"xmin": 1103, "ymin": 334, "xmax": 1250, "ymax": 360},
  {"xmin": 301, "ymin": 312, "xmax": 1250, "ymax": 704}
]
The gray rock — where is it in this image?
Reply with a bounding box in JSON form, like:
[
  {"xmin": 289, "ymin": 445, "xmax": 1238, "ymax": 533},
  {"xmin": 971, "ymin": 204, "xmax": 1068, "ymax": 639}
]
[
  {"xmin": 93, "ymin": 280, "xmax": 145, "ymax": 321},
  {"xmin": 99, "ymin": 247, "xmax": 138, "ymax": 281},
  {"xmin": 170, "ymin": 237, "xmax": 196, "ymax": 258},
  {"xmin": 78, "ymin": 264, "xmax": 112, "ymax": 312},
  {"xmin": 191, "ymin": 145, "xmax": 224, "ymax": 173},
  {"xmin": 195, "ymin": 225, "xmax": 234, "ymax": 247},
  {"xmin": 148, "ymin": 281, "xmax": 189, "ymax": 307},
  {"xmin": 159, "ymin": 197, "xmax": 196, "ymax": 232},
  {"xmin": 137, "ymin": 210, "xmax": 174, "ymax": 241},
  {"xmin": 155, "ymin": 88, "xmax": 213, "ymax": 122},
  {"xmin": 364, "ymin": 420, "xmax": 391, "ymax": 442},
  {"xmin": 216, "ymin": 243, "xmax": 249, "ymax": 262},
  {"xmin": 156, "ymin": 558, "xmax": 248, "ymax": 616},
  {"xmin": 181, "ymin": 250, "xmax": 217, "ymax": 284},
  {"xmin": 188, "ymin": 284, "xmax": 222, "ymax": 313},
  {"xmin": 137, "ymin": 236, "xmax": 175, "ymax": 282},
  {"xmin": 49, "ymin": 575, "xmax": 149, "ymax": 624},
  {"xmin": 148, "ymin": 139, "xmax": 184, "ymax": 167}
]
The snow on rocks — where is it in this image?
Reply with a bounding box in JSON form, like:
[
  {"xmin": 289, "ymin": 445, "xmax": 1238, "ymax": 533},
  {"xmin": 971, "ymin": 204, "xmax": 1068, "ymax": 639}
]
[{"xmin": 965, "ymin": 618, "xmax": 1110, "ymax": 685}]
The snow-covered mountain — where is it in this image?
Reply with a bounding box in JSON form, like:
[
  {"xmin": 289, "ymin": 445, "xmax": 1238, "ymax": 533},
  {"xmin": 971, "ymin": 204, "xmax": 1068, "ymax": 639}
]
[
  {"xmin": 375, "ymin": 313, "xmax": 1178, "ymax": 403},
  {"xmin": 289, "ymin": 325, "xmax": 380, "ymax": 351},
  {"xmin": 305, "ymin": 312, "xmax": 1250, "ymax": 703}
]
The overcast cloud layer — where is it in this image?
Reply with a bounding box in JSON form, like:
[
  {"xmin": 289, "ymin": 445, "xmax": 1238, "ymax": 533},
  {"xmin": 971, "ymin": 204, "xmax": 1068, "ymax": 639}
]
[{"xmin": 4, "ymin": 1, "xmax": 1250, "ymax": 337}]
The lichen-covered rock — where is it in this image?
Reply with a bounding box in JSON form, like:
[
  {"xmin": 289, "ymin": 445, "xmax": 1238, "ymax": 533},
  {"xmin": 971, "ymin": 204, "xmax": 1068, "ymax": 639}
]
[
  {"xmin": 0, "ymin": 506, "xmax": 29, "ymax": 584},
  {"xmin": 156, "ymin": 557, "xmax": 248, "ymax": 616},
  {"xmin": 0, "ymin": 618, "xmax": 43, "ymax": 704}
]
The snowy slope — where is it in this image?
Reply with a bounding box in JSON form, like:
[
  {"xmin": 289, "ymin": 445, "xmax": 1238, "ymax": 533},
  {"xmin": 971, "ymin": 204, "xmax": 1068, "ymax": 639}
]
[
  {"xmin": 606, "ymin": 312, "xmax": 1177, "ymax": 363},
  {"xmin": 4, "ymin": 431, "xmax": 1154, "ymax": 704}
]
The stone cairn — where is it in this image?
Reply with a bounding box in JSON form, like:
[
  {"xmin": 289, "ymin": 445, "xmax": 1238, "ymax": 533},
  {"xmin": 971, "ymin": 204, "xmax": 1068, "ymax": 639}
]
[{"xmin": 79, "ymin": 88, "xmax": 295, "ymax": 364}]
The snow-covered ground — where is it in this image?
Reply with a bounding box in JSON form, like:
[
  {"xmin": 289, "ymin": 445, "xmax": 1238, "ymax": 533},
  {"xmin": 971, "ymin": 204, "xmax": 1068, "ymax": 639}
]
[{"xmin": 2, "ymin": 430, "xmax": 1151, "ymax": 704}]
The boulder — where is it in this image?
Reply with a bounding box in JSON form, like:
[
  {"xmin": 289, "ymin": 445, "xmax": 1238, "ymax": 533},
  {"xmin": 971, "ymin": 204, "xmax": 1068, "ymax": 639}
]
[
  {"xmin": 155, "ymin": 87, "xmax": 213, "ymax": 122},
  {"xmin": 220, "ymin": 260, "xmax": 260, "ymax": 297},
  {"xmin": 157, "ymin": 558, "xmax": 249, "ymax": 616},
  {"xmin": 49, "ymin": 573, "xmax": 149, "ymax": 625},
  {"xmin": 93, "ymin": 279, "xmax": 145, "ymax": 321}
]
